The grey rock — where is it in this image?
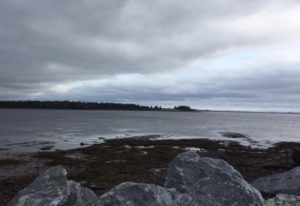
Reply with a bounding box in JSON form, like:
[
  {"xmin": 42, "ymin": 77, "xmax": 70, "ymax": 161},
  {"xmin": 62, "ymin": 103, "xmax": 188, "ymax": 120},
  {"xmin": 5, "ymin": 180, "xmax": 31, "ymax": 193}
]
[
  {"xmin": 8, "ymin": 151, "xmax": 268, "ymax": 206},
  {"xmin": 264, "ymin": 194, "xmax": 300, "ymax": 206},
  {"xmin": 164, "ymin": 151, "xmax": 264, "ymax": 206},
  {"xmin": 8, "ymin": 166, "xmax": 98, "ymax": 206},
  {"xmin": 252, "ymin": 167, "xmax": 300, "ymax": 196},
  {"xmin": 97, "ymin": 182, "xmax": 197, "ymax": 206}
]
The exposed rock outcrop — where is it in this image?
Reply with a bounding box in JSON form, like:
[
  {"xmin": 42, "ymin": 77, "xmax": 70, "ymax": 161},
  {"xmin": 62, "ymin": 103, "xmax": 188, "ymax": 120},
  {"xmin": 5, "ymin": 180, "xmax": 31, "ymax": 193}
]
[
  {"xmin": 8, "ymin": 166, "xmax": 97, "ymax": 206},
  {"xmin": 97, "ymin": 182, "xmax": 196, "ymax": 206},
  {"xmin": 252, "ymin": 166, "xmax": 300, "ymax": 196},
  {"xmin": 9, "ymin": 151, "xmax": 268, "ymax": 206},
  {"xmin": 165, "ymin": 151, "xmax": 264, "ymax": 206},
  {"xmin": 264, "ymin": 194, "xmax": 300, "ymax": 206}
]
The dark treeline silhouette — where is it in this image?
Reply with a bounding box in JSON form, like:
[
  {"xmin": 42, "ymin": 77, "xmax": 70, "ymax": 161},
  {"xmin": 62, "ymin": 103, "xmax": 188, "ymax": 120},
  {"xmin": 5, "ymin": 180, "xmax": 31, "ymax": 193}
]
[
  {"xmin": 0, "ymin": 101, "xmax": 197, "ymax": 112},
  {"xmin": 174, "ymin": 105, "xmax": 196, "ymax": 111}
]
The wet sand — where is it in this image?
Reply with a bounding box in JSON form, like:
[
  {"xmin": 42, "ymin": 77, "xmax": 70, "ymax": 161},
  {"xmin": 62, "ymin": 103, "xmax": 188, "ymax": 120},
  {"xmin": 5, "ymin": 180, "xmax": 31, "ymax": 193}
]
[{"xmin": 1, "ymin": 136, "xmax": 300, "ymax": 205}]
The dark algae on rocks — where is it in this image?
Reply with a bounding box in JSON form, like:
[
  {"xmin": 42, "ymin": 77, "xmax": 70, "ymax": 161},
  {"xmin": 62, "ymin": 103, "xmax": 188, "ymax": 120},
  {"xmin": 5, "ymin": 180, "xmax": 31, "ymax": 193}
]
[
  {"xmin": 2, "ymin": 137, "xmax": 300, "ymax": 205},
  {"xmin": 8, "ymin": 151, "xmax": 264, "ymax": 206}
]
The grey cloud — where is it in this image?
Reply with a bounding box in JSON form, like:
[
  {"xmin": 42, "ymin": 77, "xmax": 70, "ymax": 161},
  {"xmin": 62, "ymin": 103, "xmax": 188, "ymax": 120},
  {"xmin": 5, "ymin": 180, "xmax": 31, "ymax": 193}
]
[{"xmin": 0, "ymin": 0, "xmax": 300, "ymax": 111}]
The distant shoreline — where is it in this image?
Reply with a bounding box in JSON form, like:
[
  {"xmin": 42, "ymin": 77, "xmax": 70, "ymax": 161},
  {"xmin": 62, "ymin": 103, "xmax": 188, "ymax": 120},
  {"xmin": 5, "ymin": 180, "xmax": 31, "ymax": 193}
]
[
  {"xmin": 0, "ymin": 100, "xmax": 299, "ymax": 114},
  {"xmin": 0, "ymin": 106, "xmax": 299, "ymax": 115},
  {"xmin": 0, "ymin": 100, "xmax": 197, "ymax": 112},
  {"xmin": 202, "ymin": 109, "xmax": 300, "ymax": 115}
]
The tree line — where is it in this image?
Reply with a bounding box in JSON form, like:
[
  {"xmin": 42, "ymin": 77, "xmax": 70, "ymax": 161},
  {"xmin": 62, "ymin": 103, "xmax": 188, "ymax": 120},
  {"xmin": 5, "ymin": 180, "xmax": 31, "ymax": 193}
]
[{"xmin": 0, "ymin": 101, "xmax": 196, "ymax": 112}]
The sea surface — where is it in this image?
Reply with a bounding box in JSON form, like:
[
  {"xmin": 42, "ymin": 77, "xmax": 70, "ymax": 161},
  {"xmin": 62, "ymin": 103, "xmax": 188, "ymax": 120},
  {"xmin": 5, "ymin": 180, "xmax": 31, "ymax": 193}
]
[{"xmin": 0, "ymin": 109, "xmax": 300, "ymax": 153}]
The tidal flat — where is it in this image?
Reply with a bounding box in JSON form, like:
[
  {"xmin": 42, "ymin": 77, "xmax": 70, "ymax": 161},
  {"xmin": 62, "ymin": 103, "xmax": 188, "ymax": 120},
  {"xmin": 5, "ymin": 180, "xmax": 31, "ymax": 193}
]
[{"xmin": 1, "ymin": 136, "xmax": 300, "ymax": 205}]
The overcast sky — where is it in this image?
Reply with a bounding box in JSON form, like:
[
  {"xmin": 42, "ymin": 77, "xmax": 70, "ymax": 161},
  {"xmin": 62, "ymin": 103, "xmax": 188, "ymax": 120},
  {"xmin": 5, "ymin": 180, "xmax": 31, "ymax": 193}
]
[{"xmin": 0, "ymin": 0, "xmax": 300, "ymax": 112}]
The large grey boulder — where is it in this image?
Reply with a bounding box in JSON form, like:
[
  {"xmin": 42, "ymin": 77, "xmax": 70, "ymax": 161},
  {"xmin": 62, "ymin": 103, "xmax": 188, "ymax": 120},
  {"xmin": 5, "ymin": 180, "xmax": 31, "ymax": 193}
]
[
  {"xmin": 97, "ymin": 182, "xmax": 196, "ymax": 206},
  {"xmin": 164, "ymin": 151, "xmax": 264, "ymax": 206},
  {"xmin": 252, "ymin": 167, "xmax": 300, "ymax": 196},
  {"xmin": 8, "ymin": 166, "xmax": 98, "ymax": 206},
  {"xmin": 264, "ymin": 194, "xmax": 300, "ymax": 206},
  {"xmin": 8, "ymin": 151, "xmax": 267, "ymax": 206}
]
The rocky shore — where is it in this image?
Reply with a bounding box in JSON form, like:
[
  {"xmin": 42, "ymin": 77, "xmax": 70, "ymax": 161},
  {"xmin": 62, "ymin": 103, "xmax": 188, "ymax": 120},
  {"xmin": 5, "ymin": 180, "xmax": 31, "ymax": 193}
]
[
  {"xmin": 7, "ymin": 150, "xmax": 300, "ymax": 205},
  {"xmin": 1, "ymin": 136, "xmax": 300, "ymax": 205}
]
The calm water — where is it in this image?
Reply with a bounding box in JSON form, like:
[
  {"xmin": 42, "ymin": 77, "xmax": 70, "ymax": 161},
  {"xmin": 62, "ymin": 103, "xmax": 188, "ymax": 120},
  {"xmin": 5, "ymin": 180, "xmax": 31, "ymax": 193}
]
[{"xmin": 0, "ymin": 109, "xmax": 300, "ymax": 152}]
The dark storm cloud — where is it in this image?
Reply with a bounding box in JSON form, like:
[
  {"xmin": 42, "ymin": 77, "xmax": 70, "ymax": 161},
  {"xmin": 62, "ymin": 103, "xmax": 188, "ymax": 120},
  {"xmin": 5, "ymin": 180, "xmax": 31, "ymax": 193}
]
[{"xmin": 0, "ymin": 0, "xmax": 300, "ymax": 111}]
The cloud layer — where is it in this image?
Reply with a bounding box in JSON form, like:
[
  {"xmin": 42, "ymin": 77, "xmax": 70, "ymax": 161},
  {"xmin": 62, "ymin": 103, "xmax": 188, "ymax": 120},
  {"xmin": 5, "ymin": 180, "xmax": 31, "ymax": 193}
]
[{"xmin": 0, "ymin": 0, "xmax": 300, "ymax": 112}]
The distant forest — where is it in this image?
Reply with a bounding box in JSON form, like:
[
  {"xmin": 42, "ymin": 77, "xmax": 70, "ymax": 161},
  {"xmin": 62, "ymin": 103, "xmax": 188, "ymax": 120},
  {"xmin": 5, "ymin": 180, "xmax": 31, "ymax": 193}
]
[{"xmin": 0, "ymin": 101, "xmax": 197, "ymax": 112}]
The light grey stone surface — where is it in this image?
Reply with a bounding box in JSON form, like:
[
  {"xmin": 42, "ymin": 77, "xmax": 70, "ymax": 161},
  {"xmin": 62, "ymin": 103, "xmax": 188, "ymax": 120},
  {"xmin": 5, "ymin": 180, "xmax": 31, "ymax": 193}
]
[
  {"xmin": 8, "ymin": 166, "xmax": 98, "ymax": 206},
  {"xmin": 264, "ymin": 194, "xmax": 300, "ymax": 206},
  {"xmin": 252, "ymin": 167, "xmax": 300, "ymax": 196},
  {"xmin": 165, "ymin": 151, "xmax": 264, "ymax": 206},
  {"xmin": 97, "ymin": 182, "xmax": 196, "ymax": 206},
  {"xmin": 8, "ymin": 151, "xmax": 268, "ymax": 206}
]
